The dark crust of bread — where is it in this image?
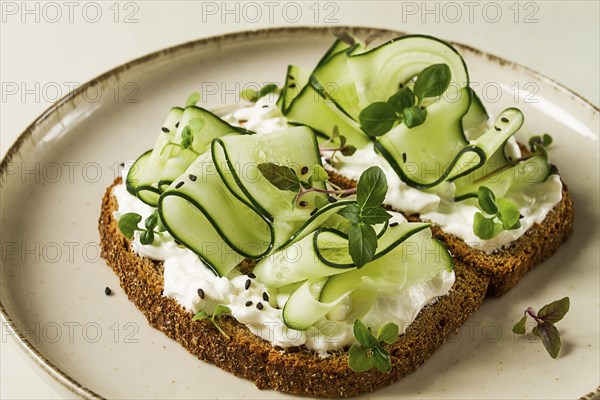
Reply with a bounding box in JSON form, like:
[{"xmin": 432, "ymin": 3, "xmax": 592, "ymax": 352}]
[
  {"xmin": 99, "ymin": 178, "xmax": 489, "ymax": 398},
  {"xmin": 327, "ymin": 171, "xmax": 575, "ymax": 297}
]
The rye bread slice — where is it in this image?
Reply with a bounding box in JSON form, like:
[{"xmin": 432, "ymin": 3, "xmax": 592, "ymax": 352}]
[
  {"xmin": 327, "ymin": 171, "xmax": 574, "ymax": 297},
  {"xmin": 99, "ymin": 178, "xmax": 489, "ymax": 398}
]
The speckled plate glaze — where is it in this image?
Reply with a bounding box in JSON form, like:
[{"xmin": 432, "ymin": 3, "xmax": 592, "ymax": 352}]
[{"xmin": 1, "ymin": 27, "xmax": 599, "ymax": 399}]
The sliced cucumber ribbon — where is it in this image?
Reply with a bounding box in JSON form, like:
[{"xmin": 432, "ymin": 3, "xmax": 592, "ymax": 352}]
[
  {"xmin": 281, "ymin": 35, "xmax": 469, "ymax": 149},
  {"xmin": 344, "ymin": 34, "xmax": 469, "ymax": 108},
  {"xmin": 282, "ymin": 278, "xmax": 347, "ymax": 331},
  {"xmin": 279, "ymin": 228, "xmax": 453, "ymax": 331},
  {"xmin": 159, "ymin": 126, "xmax": 352, "ymax": 277},
  {"xmin": 278, "ymin": 35, "xmax": 552, "ymax": 193},
  {"xmin": 453, "ymin": 155, "xmax": 552, "ymax": 201},
  {"xmin": 376, "ymin": 103, "xmax": 526, "ymax": 189},
  {"xmin": 159, "ymin": 152, "xmax": 273, "ymax": 276},
  {"xmin": 281, "ymin": 39, "xmax": 370, "ymax": 148},
  {"xmin": 127, "ymin": 106, "xmax": 243, "ymax": 206},
  {"xmin": 253, "ymin": 221, "xmax": 429, "ymax": 288}
]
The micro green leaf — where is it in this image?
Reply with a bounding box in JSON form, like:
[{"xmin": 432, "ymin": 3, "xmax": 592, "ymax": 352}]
[
  {"xmin": 337, "ymin": 204, "xmax": 362, "ymax": 224},
  {"xmin": 213, "ymin": 305, "xmax": 231, "ymax": 318},
  {"xmin": 388, "ymin": 86, "xmax": 415, "ymax": 113},
  {"xmin": 348, "ymin": 344, "xmax": 374, "ymax": 372},
  {"xmin": 356, "ymin": 166, "xmax": 388, "ymax": 209},
  {"xmin": 402, "ymin": 106, "xmax": 427, "ymax": 128},
  {"xmin": 528, "ymin": 133, "xmax": 554, "ymax": 157},
  {"xmin": 474, "ymin": 187, "xmax": 522, "ymax": 238},
  {"xmin": 144, "ymin": 212, "xmax": 158, "ymax": 230},
  {"xmin": 240, "ymin": 87, "xmax": 258, "ymax": 102},
  {"xmin": 477, "ymin": 186, "xmax": 498, "ymax": 215},
  {"xmin": 513, "ymin": 297, "xmax": 569, "ymax": 359},
  {"xmin": 473, "ymin": 212, "xmax": 503, "ymax": 240},
  {"xmin": 118, "ymin": 213, "xmax": 142, "ymax": 239},
  {"xmin": 257, "ymin": 162, "xmax": 300, "ymax": 192},
  {"xmin": 140, "ymin": 230, "xmax": 155, "ymax": 245},
  {"xmin": 353, "ymin": 319, "xmax": 378, "ymax": 348},
  {"xmin": 496, "ymin": 197, "xmax": 521, "ymax": 229},
  {"xmin": 413, "ymin": 63, "xmax": 451, "ymax": 101},
  {"xmin": 192, "ymin": 310, "xmax": 209, "ymax": 321},
  {"xmin": 535, "ymin": 322, "xmax": 562, "ymax": 359},
  {"xmin": 371, "ymin": 347, "xmax": 392, "ymax": 373},
  {"xmin": 340, "ymin": 144, "xmax": 357, "ymax": 156},
  {"xmin": 192, "ymin": 306, "xmax": 231, "ymax": 339},
  {"xmin": 185, "ymin": 91, "xmax": 200, "ymax": 107},
  {"xmin": 180, "ymin": 125, "xmax": 193, "ymax": 149},
  {"xmin": 310, "ymin": 165, "xmax": 329, "ymax": 183},
  {"xmin": 349, "ymin": 320, "xmax": 395, "ymax": 373},
  {"xmin": 337, "ymin": 167, "xmax": 392, "ymax": 267},
  {"xmin": 360, "ymin": 206, "xmax": 393, "ymax": 225},
  {"xmin": 257, "ymin": 83, "xmax": 278, "ymax": 99},
  {"xmin": 512, "ymin": 315, "xmax": 527, "ymax": 335},
  {"xmin": 358, "ymin": 102, "xmax": 398, "ymax": 137},
  {"xmin": 377, "ymin": 322, "xmax": 399, "ymax": 344},
  {"xmin": 538, "ymin": 297, "xmax": 570, "ymax": 324},
  {"xmin": 348, "ymin": 223, "xmax": 378, "ymax": 269}
]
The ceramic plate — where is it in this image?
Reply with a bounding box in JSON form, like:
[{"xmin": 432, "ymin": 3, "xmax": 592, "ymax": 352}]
[{"xmin": 1, "ymin": 27, "xmax": 598, "ymax": 399}]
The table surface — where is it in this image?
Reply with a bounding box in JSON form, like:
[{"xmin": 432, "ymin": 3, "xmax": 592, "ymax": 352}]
[{"xmin": 1, "ymin": 1, "xmax": 598, "ymax": 399}]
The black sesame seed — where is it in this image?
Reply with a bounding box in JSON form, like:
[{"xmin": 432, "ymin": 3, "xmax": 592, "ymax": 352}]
[
  {"xmin": 119, "ymin": 162, "xmax": 125, "ymax": 168},
  {"xmin": 398, "ymin": 83, "xmax": 404, "ymax": 89},
  {"xmin": 256, "ymin": 302, "xmax": 264, "ymax": 310},
  {"xmin": 248, "ymin": 272, "xmax": 256, "ymax": 279},
  {"xmin": 390, "ymin": 222, "xmax": 399, "ymax": 227},
  {"xmin": 301, "ymin": 166, "xmax": 309, "ymax": 175},
  {"xmin": 245, "ymin": 279, "xmax": 251, "ymax": 290},
  {"xmin": 175, "ymin": 122, "xmax": 180, "ymax": 128},
  {"xmin": 288, "ymin": 83, "xmax": 297, "ymax": 89},
  {"xmin": 402, "ymin": 152, "xmax": 407, "ymax": 163},
  {"xmin": 299, "ymin": 200, "xmax": 308, "ymax": 207},
  {"xmin": 501, "ymin": 117, "xmax": 509, "ymax": 123},
  {"xmin": 188, "ymin": 174, "xmax": 197, "ymax": 182},
  {"xmin": 494, "ymin": 126, "xmax": 501, "ymax": 131},
  {"xmin": 328, "ymin": 196, "xmax": 337, "ymax": 203},
  {"xmin": 197, "ymin": 288, "xmax": 205, "ymax": 299},
  {"xmin": 262, "ymin": 292, "xmax": 269, "ymax": 302},
  {"xmin": 310, "ymin": 208, "xmax": 318, "ymax": 216},
  {"xmin": 104, "ymin": 287, "xmax": 112, "ymax": 296},
  {"xmin": 288, "ymin": 75, "xmax": 295, "ymax": 80},
  {"xmin": 175, "ymin": 181, "xmax": 184, "ymax": 189},
  {"xmin": 245, "ymin": 301, "xmax": 253, "ymax": 307},
  {"xmin": 161, "ymin": 127, "xmax": 170, "ymax": 133}
]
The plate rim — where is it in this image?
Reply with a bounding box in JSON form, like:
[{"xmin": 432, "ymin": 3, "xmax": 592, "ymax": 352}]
[{"xmin": 1, "ymin": 25, "xmax": 598, "ymax": 400}]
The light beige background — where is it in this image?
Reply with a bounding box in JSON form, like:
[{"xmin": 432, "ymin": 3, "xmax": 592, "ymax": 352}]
[{"xmin": 1, "ymin": 1, "xmax": 598, "ymax": 398}]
